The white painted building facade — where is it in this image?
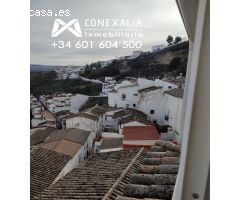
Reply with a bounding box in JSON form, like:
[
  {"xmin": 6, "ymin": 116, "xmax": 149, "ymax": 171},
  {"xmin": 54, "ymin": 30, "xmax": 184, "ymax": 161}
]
[
  {"xmin": 108, "ymin": 78, "xmax": 155, "ymax": 109},
  {"xmin": 107, "ymin": 78, "xmax": 184, "ymax": 133},
  {"xmin": 66, "ymin": 114, "xmax": 102, "ymax": 137},
  {"xmin": 40, "ymin": 93, "xmax": 89, "ymax": 114}
]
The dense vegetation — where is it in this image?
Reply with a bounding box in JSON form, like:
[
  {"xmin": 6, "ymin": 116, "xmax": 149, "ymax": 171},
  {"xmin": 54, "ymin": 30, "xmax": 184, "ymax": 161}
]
[
  {"xmin": 30, "ymin": 71, "xmax": 101, "ymax": 96},
  {"xmin": 83, "ymin": 41, "xmax": 189, "ymax": 81}
]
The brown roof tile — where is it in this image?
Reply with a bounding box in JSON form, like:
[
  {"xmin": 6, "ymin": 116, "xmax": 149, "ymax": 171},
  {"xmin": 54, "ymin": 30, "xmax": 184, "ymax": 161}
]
[
  {"xmin": 53, "ymin": 139, "xmax": 82, "ymax": 157},
  {"xmin": 113, "ymin": 108, "xmax": 147, "ymax": 119},
  {"xmin": 34, "ymin": 150, "xmax": 140, "ymax": 200},
  {"xmin": 30, "ymin": 147, "xmax": 71, "ymax": 199},
  {"xmin": 44, "ymin": 129, "xmax": 90, "ymax": 145},
  {"xmin": 123, "ymin": 126, "xmax": 160, "ymax": 141},
  {"xmin": 30, "ymin": 127, "xmax": 56, "ymax": 146},
  {"xmin": 104, "ymin": 141, "xmax": 181, "ymax": 200},
  {"xmin": 100, "ymin": 138, "xmax": 123, "ymax": 150}
]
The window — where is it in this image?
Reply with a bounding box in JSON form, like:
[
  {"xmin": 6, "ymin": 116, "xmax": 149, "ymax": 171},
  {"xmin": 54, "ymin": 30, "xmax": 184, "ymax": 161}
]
[
  {"xmin": 153, "ymin": 120, "xmax": 157, "ymax": 123},
  {"xmin": 122, "ymin": 93, "xmax": 126, "ymax": 100},
  {"xmin": 168, "ymin": 86, "xmax": 172, "ymax": 89},
  {"xmin": 133, "ymin": 93, "xmax": 138, "ymax": 96},
  {"xmin": 150, "ymin": 110, "xmax": 155, "ymax": 114},
  {"xmin": 126, "ymin": 104, "xmax": 129, "ymax": 108},
  {"xmin": 133, "ymin": 104, "xmax": 136, "ymax": 107}
]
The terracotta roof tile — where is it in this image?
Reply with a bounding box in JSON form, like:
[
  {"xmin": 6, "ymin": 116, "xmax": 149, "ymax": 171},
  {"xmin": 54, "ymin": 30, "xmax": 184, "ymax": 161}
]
[
  {"xmin": 123, "ymin": 126, "xmax": 160, "ymax": 141},
  {"xmin": 53, "ymin": 139, "xmax": 82, "ymax": 157},
  {"xmin": 38, "ymin": 129, "xmax": 90, "ymax": 157}
]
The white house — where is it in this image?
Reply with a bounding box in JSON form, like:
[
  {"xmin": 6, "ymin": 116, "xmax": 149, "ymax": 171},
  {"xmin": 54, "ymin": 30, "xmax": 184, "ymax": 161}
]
[
  {"xmin": 155, "ymin": 79, "xmax": 178, "ymax": 90},
  {"xmin": 107, "ymin": 77, "xmax": 184, "ymax": 133},
  {"xmin": 138, "ymin": 88, "xmax": 183, "ymax": 133},
  {"xmin": 65, "ymin": 113, "xmax": 100, "ymax": 136},
  {"xmin": 40, "ymin": 93, "xmax": 89, "ymax": 114},
  {"xmin": 65, "ymin": 105, "xmax": 111, "ymax": 138},
  {"xmin": 108, "ymin": 78, "xmax": 155, "ymax": 109}
]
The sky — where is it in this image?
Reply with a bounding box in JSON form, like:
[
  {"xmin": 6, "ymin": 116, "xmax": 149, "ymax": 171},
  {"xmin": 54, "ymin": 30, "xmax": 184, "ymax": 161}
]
[{"xmin": 30, "ymin": 0, "xmax": 187, "ymax": 66}]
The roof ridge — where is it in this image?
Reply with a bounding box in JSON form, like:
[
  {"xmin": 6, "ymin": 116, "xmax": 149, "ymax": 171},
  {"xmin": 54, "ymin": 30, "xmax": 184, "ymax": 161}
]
[{"xmin": 102, "ymin": 148, "xmax": 148, "ymax": 199}]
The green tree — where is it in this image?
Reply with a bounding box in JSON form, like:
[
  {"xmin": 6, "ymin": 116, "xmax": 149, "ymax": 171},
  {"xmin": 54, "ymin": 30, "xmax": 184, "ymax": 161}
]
[
  {"xmin": 167, "ymin": 35, "xmax": 174, "ymax": 45},
  {"xmin": 174, "ymin": 36, "xmax": 182, "ymax": 44}
]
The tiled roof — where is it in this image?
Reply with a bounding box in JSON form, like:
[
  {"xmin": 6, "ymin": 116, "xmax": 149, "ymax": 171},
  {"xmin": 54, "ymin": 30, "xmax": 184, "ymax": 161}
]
[
  {"xmin": 164, "ymin": 88, "xmax": 184, "ymax": 98},
  {"xmin": 34, "ymin": 150, "xmax": 141, "ymax": 200},
  {"xmin": 120, "ymin": 116, "xmax": 153, "ymax": 125},
  {"xmin": 54, "ymin": 110, "xmax": 72, "ymax": 119},
  {"xmin": 39, "ymin": 139, "xmax": 82, "ymax": 157},
  {"xmin": 104, "ymin": 141, "xmax": 181, "ymax": 200},
  {"xmin": 88, "ymin": 105, "xmax": 112, "ymax": 116},
  {"xmin": 100, "ymin": 138, "xmax": 123, "ymax": 150},
  {"xmin": 62, "ymin": 112, "xmax": 98, "ymax": 121},
  {"xmin": 39, "ymin": 129, "xmax": 90, "ymax": 157},
  {"xmin": 44, "ymin": 129, "xmax": 90, "ymax": 145},
  {"xmin": 138, "ymin": 86, "xmax": 162, "ymax": 93},
  {"xmin": 113, "ymin": 108, "xmax": 147, "ymax": 119},
  {"xmin": 30, "ymin": 127, "xmax": 56, "ymax": 146},
  {"xmin": 123, "ymin": 126, "xmax": 160, "ymax": 141},
  {"xmin": 30, "ymin": 147, "xmax": 71, "ymax": 199}
]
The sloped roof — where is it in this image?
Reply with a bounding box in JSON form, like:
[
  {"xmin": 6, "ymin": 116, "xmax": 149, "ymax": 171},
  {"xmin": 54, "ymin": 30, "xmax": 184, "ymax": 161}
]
[
  {"xmin": 165, "ymin": 88, "xmax": 184, "ymax": 98},
  {"xmin": 34, "ymin": 150, "xmax": 140, "ymax": 200},
  {"xmin": 30, "ymin": 147, "xmax": 71, "ymax": 199},
  {"xmin": 100, "ymin": 137, "xmax": 123, "ymax": 150},
  {"xmin": 120, "ymin": 116, "xmax": 153, "ymax": 125},
  {"xmin": 138, "ymin": 86, "xmax": 162, "ymax": 93},
  {"xmin": 62, "ymin": 112, "xmax": 98, "ymax": 121},
  {"xmin": 104, "ymin": 141, "xmax": 181, "ymax": 200},
  {"xmin": 39, "ymin": 139, "xmax": 82, "ymax": 157},
  {"xmin": 113, "ymin": 108, "xmax": 147, "ymax": 119},
  {"xmin": 123, "ymin": 125, "xmax": 160, "ymax": 141},
  {"xmin": 87, "ymin": 105, "xmax": 112, "ymax": 116},
  {"xmin": 44, "ymin": 129, "xmax": 90, "ymax": 145},
  {"xmin": 30, "ymin": 127, "xmax": 56, "ymax": 146},
  {"xmin": 39, "ymin": 129, "xmax": 90, "ymax": 157}
]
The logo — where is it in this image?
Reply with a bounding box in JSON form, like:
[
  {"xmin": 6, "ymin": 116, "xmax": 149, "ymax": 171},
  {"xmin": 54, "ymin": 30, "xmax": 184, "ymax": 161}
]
[{"xmin": 51, "ymin": 19, "xmax": 82, "ymax": 37}]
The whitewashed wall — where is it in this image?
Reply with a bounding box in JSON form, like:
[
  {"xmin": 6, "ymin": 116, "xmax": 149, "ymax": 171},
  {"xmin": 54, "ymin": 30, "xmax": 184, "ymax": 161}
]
[
  {"xmin": 70, "ymin": 94, "xmax": 89, "ymax": 113},
  {"xmin": 66, "ymin": 116, "xmax": 102, "ymax": 136},
  {"xmin": 155, "ymin": 79, "xmax": 178, "ymax": 90}
]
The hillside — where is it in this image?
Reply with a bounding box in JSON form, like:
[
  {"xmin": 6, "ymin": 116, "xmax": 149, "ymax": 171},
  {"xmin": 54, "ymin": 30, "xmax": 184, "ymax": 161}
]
[
  {"xmin": 30, "ymin": 64, "xmax": 63, "ymax": 72},
  {"xmin": 30, "ymin": 71, "xmax": 101, "ymax": 95},
  {"xmin": 84, "ymin": 41, "xmax": 189, "ymax": 80}
]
